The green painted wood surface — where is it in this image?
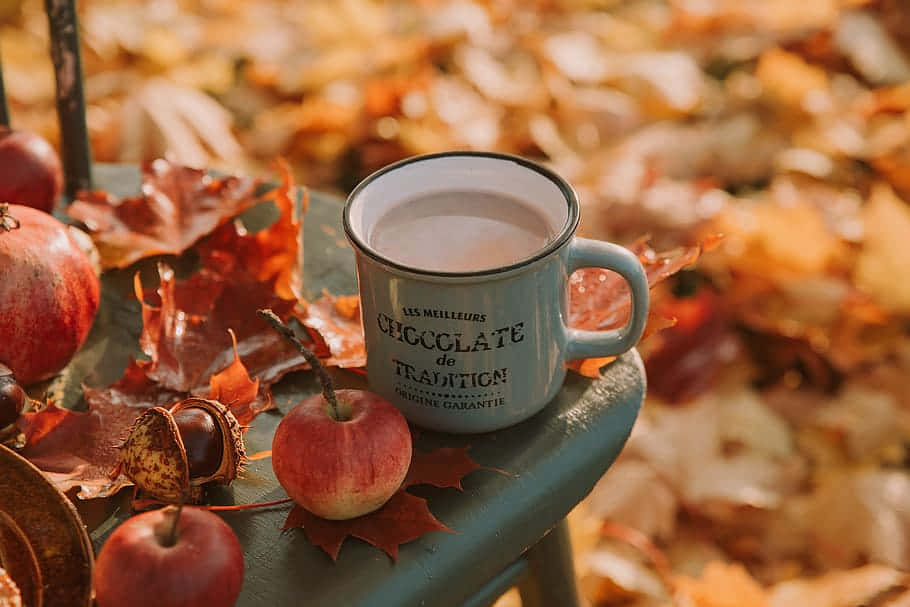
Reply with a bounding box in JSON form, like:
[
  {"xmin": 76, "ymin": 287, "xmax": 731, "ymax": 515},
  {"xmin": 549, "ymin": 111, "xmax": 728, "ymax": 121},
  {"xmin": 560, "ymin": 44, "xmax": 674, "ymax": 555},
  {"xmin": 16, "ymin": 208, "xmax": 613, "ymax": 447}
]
[{"xmin": 70, "ymin": 165, "xmax": 645, "ymax": 607}]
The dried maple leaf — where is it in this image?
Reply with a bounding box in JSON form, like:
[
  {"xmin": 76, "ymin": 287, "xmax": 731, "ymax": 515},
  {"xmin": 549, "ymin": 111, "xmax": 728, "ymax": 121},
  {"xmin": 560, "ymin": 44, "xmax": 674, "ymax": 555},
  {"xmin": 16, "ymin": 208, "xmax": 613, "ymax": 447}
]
[
  {"xmin": 119, "ymin": 78, "xmax": 246, "ymax": 169},
  {"xmin": 16, "ymin": 340, "xmax": 267, "ymax": 499},
  {"xmin": 283, "ymin": 491, "xmax": 452, "ymax": 561},
  {"xmin": 403, "ymin": 447, "xmax": 484, "ymax": 490},
  {"xmin": 300, "ymin": 293, "xmax": 366, "ymax": 368},
  {"xmin": 135, "ymin": 263, "xmax": 308, "ymax": 394},
  {"xmin": 198, "ymin": 160, "xmax": 306, "ymax": 301},
  {"xmin": 67, "ymin": 160, "xmax": 259, "ymax": 269},
  {"xmin": 15, "ymin": 362, "xmax": 177, "ymax": 499},
  {"xmin": 566, "ymin": 238, "xmax": 707, "ymax": 377},
  {"xmin": 854, "ymin": 183, "xmax": 910, "ymax": 314},
  {"xmin": 208, "ymin": 330, "xmax": 270, "ymax": 426}
]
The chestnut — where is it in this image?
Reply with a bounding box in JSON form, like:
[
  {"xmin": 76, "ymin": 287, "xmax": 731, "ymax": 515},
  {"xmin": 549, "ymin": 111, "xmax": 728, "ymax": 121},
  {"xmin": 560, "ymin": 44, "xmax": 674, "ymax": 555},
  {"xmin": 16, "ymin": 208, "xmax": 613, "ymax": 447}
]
[
  {"xmin": 119, "ymin": 398, "xmax": 245, "ymax": 503},
  {"xmin": 0, "ymin": 364, "xmax": 25, "ymax": 429},
  {"xmin": 172, "ymin": 407, "xmax": 224, "ymax": 479}
]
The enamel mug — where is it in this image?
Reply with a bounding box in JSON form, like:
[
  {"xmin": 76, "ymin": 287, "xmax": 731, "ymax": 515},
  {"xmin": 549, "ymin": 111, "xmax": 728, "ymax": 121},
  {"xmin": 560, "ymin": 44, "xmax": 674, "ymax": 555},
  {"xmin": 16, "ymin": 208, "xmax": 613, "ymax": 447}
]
[{"xmin": 344, "ymin": 152, "xmax": 649, "ymax": 433}]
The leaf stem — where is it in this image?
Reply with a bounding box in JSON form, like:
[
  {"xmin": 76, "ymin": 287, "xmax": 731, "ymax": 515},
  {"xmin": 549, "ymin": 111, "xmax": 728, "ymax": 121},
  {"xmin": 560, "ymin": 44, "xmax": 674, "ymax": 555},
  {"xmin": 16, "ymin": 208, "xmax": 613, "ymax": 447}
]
[
  {"xmin": 257, "ymin": 309, "xmax": 344, "ymax": 420},
  {"xmin": 134, "ymin": 497, "xmax": 295, "ymax": 513},
  {"xmin": 206, "ymin": 497, "xmax": 294, "ymax": 511}
]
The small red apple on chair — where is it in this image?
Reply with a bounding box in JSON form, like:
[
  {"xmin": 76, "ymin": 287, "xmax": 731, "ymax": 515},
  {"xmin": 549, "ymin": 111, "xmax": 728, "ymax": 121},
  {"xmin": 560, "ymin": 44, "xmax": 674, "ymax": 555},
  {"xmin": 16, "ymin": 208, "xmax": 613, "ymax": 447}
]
[
  {"xmin": 260, "ymin": 309, "xmax": 412, "ymax": 520},
  {"xmin": 93, "ymin": 506, "xmax": 244, "ymax": 607}
]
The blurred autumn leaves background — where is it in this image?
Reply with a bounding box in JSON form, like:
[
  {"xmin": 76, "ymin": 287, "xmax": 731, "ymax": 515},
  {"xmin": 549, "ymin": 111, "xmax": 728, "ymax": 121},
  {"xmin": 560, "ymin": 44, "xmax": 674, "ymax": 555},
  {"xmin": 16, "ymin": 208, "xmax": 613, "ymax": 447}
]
[{"xmin": 5, "ymin": 0, "xmax": 910, "ymax": 604}]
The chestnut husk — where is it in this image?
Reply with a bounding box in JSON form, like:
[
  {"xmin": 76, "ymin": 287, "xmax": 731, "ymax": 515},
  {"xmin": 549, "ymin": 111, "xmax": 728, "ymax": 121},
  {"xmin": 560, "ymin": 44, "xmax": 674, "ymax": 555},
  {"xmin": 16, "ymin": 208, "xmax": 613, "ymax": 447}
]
[{"xmin": 119, "ymin": 398, "xmax": 246, "ymax": 503}]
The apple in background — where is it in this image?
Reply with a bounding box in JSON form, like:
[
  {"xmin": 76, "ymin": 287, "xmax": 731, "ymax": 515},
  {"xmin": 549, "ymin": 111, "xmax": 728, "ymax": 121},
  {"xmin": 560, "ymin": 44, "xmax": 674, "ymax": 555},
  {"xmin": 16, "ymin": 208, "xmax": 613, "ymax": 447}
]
[
  {"xmin": 272, "ymin": 388, "xmax": 412, "ymax": 520},
  {"xmin": 0, "ymin": 127, "xmax": 63, "ymax": 214},
  {"xmin": 93, "ymin": 506, "xmax": 244, "ymax": 607}
]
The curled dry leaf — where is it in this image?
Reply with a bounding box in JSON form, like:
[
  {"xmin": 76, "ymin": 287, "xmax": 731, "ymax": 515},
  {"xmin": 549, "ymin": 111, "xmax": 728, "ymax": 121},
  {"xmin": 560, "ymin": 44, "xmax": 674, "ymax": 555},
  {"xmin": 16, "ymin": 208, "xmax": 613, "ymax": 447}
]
[
  {"xmin": 854, "ymin": 182, "xmax": 910, "ymax": 314},
  {"xmin": 136, "ymin": 263, "xmax": 305, "ymax": 394},
  {"xmin": 198, "ymin": 159, "xmax": 305, "ymax": 301},
  {"xmin": 209, "ymin": 330, "xmax": 269, "ymax": 425},
  {"xmin": 643, "ymin": 288, "xmax": 740, "ymax": 402},
  {"xmin": 567, "ymin": 238, "xmax": 707, "ymax": 377},
  {"xmin": 68, "ymin": 159, "xmax": 260, "ymax": 269},
  {"xmin": 301, "ymin": 293, "xmax": 366, "ymax": 368},
  {"xmin": 803, "ymin": 469, "xmax": 910, "ymax": 570},
  {"xmin": 0, "ymin": 445, "xmax": 93, "ymax": 607},
  {"xmin": 568, "ymin": 238, "xmax": 704, "ymax": 333},
  {"xmin": 119, "ymin": 79, "xmax": 246, "ymax": 168}
]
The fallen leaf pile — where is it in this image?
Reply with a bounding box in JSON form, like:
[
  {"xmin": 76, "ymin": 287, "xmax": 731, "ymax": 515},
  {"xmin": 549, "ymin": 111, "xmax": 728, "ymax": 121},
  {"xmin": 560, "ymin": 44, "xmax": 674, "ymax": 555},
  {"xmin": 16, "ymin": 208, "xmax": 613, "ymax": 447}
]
[{"xmin": 7, "ymin": 0, "xmax": 910, "ymax": 596}]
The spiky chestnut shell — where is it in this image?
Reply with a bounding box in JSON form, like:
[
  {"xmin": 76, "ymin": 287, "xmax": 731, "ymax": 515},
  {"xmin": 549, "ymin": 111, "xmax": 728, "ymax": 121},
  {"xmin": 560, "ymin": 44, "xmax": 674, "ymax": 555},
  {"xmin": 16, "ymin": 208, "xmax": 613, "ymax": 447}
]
[{"xmin": 119, "ymin": 398, "xmax": 246, "ymax": 503}]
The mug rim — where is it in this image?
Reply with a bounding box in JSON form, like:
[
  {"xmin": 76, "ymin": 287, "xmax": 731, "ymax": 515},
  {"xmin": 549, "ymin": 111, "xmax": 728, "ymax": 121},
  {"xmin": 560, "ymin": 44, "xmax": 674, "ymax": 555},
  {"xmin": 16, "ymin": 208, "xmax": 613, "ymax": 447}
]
[{"xmin": 343, "ymin": 151, "xmax": 581, "ymax": 279}]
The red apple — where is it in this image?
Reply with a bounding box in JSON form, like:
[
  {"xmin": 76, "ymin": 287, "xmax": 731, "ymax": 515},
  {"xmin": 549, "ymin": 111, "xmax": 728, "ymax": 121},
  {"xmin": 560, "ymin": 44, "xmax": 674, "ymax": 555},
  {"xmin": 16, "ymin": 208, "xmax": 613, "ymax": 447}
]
[
  {"xmin": 0, "ymin": 127, "xmax": 63, "ymax": 214},
  {"xmin": 272, "ymin": 388, "xmax": 412, "ymax": 520},
  {"xmin": 93, "ymin": 506, "xmax": 244, "ymax": 607}
]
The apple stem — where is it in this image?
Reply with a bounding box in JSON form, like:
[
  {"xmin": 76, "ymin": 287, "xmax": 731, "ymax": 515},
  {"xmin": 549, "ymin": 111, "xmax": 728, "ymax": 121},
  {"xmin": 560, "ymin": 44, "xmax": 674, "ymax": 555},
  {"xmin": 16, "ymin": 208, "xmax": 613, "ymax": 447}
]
[
  {"xmin": 257, "ymin": 309, "xmax": 347, "ymax": 421},
  {"xmin": 154, "ymin": 502, "xmax": 184, "ymax": 548},
  {"xmin": 0, "ymin": 203, "xmax": 20, "ymax": 232}
]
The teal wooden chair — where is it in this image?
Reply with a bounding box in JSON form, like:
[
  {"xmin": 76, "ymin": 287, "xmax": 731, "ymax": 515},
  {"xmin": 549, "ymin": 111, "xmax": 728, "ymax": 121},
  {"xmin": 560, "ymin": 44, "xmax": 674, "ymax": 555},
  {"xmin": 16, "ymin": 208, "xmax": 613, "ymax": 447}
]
[{"xmin": 31, "ymin": 5, "xmax": 647, "ymax": 605}]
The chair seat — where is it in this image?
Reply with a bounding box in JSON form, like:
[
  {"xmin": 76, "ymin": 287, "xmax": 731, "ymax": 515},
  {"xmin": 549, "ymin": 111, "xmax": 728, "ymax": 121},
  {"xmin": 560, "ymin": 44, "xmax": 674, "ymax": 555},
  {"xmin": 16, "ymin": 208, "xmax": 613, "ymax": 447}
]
[{"xmin": 84, "ymin": 164, "xmax": 645, "ymax": 607}]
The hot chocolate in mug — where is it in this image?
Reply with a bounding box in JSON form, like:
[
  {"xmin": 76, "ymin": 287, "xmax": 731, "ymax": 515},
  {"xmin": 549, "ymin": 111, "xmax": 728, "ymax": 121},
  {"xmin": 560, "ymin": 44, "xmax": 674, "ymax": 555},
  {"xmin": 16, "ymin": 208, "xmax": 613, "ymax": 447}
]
[{"xmin": 344, "ymin": 152, "xmax": 649, "ymax": 433}]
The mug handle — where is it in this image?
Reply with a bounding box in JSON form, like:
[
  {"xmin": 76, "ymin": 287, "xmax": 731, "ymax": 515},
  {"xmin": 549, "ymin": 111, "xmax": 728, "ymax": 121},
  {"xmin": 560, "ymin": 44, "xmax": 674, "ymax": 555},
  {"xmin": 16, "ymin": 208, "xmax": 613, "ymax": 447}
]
[{"xmin": 565, "ymin": 238, "xmax": 650, "ymax": 360}]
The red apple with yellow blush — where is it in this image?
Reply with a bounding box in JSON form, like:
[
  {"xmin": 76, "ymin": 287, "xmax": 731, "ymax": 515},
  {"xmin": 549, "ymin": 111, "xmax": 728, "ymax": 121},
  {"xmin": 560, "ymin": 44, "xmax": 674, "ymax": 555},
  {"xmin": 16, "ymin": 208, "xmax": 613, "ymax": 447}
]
[{"xmin": 260, "ymin": 310, "xmax": 412, "ymax": 520}]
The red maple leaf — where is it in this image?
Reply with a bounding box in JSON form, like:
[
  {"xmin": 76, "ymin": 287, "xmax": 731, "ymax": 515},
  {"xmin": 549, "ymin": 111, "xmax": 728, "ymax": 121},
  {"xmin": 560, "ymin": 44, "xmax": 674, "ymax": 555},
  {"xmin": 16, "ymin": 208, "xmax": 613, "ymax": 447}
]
[
  {"xmin": 208, "ymin": 330, "xmax": 271, "ymax": 426},
  {"xmin": 18, "ymin": 346, "xmax": 270, "ymax": 498},
  {"xmin": 197, "ymin": 160, "xmax": 306, "ymax": 302},
  {"xmin": 135, "ymin": 263, "xmax": 308, "ymax": 394},
  {"xmin": 16, "ymin": 361, "xmax": 180, "ymax": 499},
  {"xmin": 67, "ymin": 160, "xmax": 260, "ymax": 269},
  {"xmin": 283, "ymin": 491, "xmax": 453, "ymax": 561},
  {"xmin": 133, "ymin": 163, "xmax": 319, "ymax": 394},
  {"xmin": 282, "ymin": 446, "xmax": 505, "ymax": 560},
  {"xmin": 404, "ymin": 447, "xmax": 499, "ymax": 490}
]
